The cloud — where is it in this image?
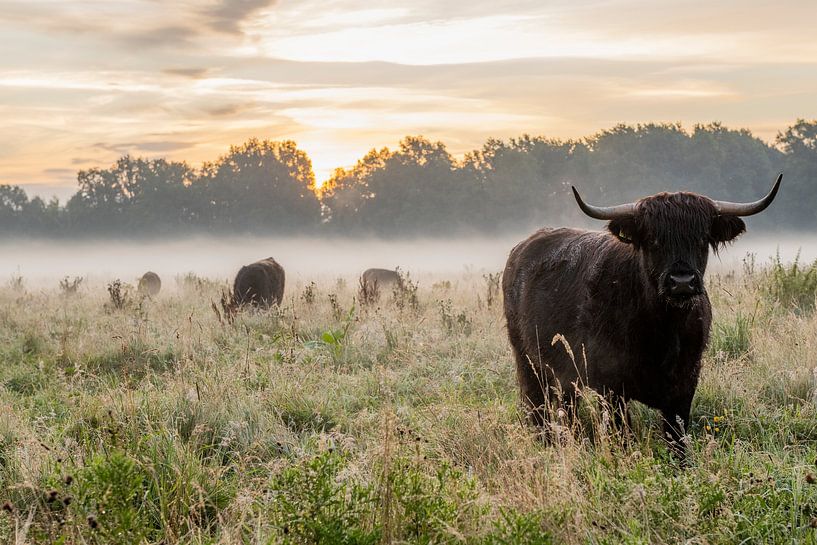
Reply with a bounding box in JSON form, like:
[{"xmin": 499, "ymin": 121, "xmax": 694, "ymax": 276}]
[
  {"xmin": 201, "ymin": 0, "xmax": 278, "ymax": 34},
  {"xmin": 162, "ymin": 67, "xmax": 211, "ymax": 78},
  {"xmin": 118, "ymin": 25, "xmax": 200, "ymax": 49},
  {"xmin": 136, "ymin": 141, "xmax": 196, "ymax": 152},
  {"xmin": 205, "ymin": 102, "xmax": 256, "ymax": 116},
  {"xmin": 42, "ymin": 168, "xmax": 75, "ymax": 177},
  {"xmin": 91, "ymin": 140, "xmax": 195, "ymax": 154},
  {"xmin": 1, "ymin": 0, "xmax": 816, "ymax": 189}
]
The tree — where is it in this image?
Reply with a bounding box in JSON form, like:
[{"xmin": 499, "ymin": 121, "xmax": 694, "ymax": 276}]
[
  {"xmin": 125, "ymin": 158, "xmax": 197, "ymax": 231},
  {"xmin": 0, "ymin": 184, "xmax": 29, "ymax": 232},
  {"xmin": 467, "ymin": 135, "xmax": 575, "ymax": 231},
  {"xmin": 777, "ymin": 119, "xmax": 817, "ymax": 228},
  {"xmin": 323, "ymin": 136, "xmax": 479, "ymax": 235},
  {"xmin": 318, "ymin": 147, "xmax": 392, "ymax": 231},
  {"xmin": 199, "ymin": 139, "xmax": 321, "ymax": 232},
  {"xmin": 2, "ymin": 122, "xmax": 816, "ymax": 238},
  {"xmin": 66, "ymin": 156, "xmax": 195, "ymax": 234}
]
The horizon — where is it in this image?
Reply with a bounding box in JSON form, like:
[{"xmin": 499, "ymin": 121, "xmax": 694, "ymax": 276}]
[
  {"xmin": 10, "ymin": 120, "xmax": 798, "ymax": 202},
  {"xmin": 3, "ymin": 0, "xmax": 817, "ymax": 200}
]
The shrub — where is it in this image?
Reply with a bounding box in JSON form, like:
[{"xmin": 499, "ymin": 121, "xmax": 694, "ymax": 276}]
[
  {"xmin": 483, "ymin": 272, "xmax": 501, "ymax": 308},
  {"xmin": 358, "ymin": 276, "xmax": 380, "ymax": 306},
  {"xmin": 392, "ymin": 268, "xmax": 419, "ymax": 311},
  {"xmin": 59, "ymin": 276, "xmax": 83, "ymax": 296},
  {"xmin": 212, "ymin": 289, "xmax": 236, "ymax": 325},
  {"xmin": 175, "ymin": 272, "xmax": 209, "ymax": 292},
  {"xmin": 105, "ymin": 279, "xmax": 131, "ymax": 311},
  {"xmin": 266, "ymin": 450, "xmax": 379, "ymax": 544},
  {"xmin": 85, "ymin": 342, "xmax": 176, "ymax": 378},
  {"xmin": 263, "ymin": 448, "xmax": 492, "ymax": 544},
  {"xmin": 438, "ymin": 299, "xmax": 472, "ymax": 335},
  {"xmin": 302, "ymin": 281, "xmax": 317, "ymax": 304},
  {"xmin": 709, "ymin": 312, "xmax": 752, "ymax": 360},
  {"xmin": 79, "ymin": 451, "xmax": 150, "ymax": 544},
  {"xmin": 7, "ymin": 274, "xmax": 24, "ymax": 292},
  {"xmin": 482, "ymin": 509, "xmax": 552, "ymax": 545},
  {"xmin": 762, "ymin": 251, "xmax": 817, "ymax": 312}
]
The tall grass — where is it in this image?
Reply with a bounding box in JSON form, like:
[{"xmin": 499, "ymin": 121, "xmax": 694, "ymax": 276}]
[
  {"xmin": 1, "ymin": 259, "xmax": 817, "ymax": 543},
  {"xmin": 709, "ymin": 311, "xmax": 752, "ymax": 361},
  {"xmin": 763, "ymin": 251, "xmax": 817, "ymax": 312}
]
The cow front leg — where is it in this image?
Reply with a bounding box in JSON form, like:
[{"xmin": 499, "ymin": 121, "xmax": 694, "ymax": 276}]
[{"xmin": 661, "ymin": 398, "xmax": 692, "ymax": 463}]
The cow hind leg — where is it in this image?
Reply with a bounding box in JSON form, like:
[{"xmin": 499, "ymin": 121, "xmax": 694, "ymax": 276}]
[
  {"xmin": 507, "ymin": 322, "xmax": 549, "ymax": 429},
  {"xmin": 606, "ymin": 393, "xmax": 632, "ymax": 448},
  {"xmin": 523, "ymin": 362, "xmax": 577, "ymax": 445},
  {"xmin": 510, "ymin": 330, "xmax": 577, "ymax": 444},
  {"xmin": 517, "ymin": 355, "xmax": 548, "ymax": 430}
]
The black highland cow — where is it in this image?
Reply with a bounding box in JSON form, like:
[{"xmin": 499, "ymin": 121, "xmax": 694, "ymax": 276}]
[
  {"xmin": 137, "ymin": 271, "xmax": 161, "ymax": 297},
  {"xmin": 503, "ymin": 175, "xmax": 782, "ymax": 457},
  {"xmin": 233, "ymin": 257, "xmax": 285, "ymax": 308},
  {"xmin": 361, "ymin": 268, "xmax": 403, "ymax": 288}
]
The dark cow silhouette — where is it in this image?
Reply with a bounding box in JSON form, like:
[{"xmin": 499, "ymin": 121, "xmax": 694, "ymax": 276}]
[
  {"xmin": 503, "ymin": 175, "xmax": 782, "ymax": 457},
  {"xmin": 137, "ymin": 271, "xmax": 161, "ymax": 297},
  {"xmin": 233, "ymin": 257, "xmax": 285, "ymax": 308},
  {"xmin": 361, "ymin": 268, "xmax": 403, "ymax": 288}
]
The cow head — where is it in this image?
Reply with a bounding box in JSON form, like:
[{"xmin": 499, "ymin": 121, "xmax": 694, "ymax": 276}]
[{"xmin": 572, "ymin": 174, "xmax": 781, "ymax": 306}]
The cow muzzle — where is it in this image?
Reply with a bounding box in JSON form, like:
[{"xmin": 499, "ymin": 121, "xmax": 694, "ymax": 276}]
[{"xmin": 665, "ymin": 271, "xmax": 702, "ymax": 299}]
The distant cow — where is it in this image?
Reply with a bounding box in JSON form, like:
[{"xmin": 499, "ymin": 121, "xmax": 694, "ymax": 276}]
[
  {"xmin": 234, "ymin": 257, "xmax": 285, "ymax": 308},
  {"xmin": 503, "ymin": 175, "xmax": 782, "ymax": 458},
  {"xmin": 137, "ymin": 271, "xmax": 161, "ymax": 297},
  {"xmin": 361, "ymin": 268, "xmax": 402, "ymax": 289},
  {"xmin": 359, "ymin": 268, "xmax": 403, "ymax": 305}
]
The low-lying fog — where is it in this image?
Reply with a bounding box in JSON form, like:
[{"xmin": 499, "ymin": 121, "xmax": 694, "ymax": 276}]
[{"xmin": 1, "ymin": 234, "xmax": 815, "ymax": 287}]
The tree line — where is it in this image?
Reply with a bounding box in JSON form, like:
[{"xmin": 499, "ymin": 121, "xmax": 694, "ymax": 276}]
[{"xmin": 2, "ymin": 121, "xmax": 816, "ymax": 238}]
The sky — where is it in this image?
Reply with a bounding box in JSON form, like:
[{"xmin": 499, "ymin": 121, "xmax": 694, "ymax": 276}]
[{"xmin": 1, "ymin": 0, "xmax": 816, "ymax": 199}]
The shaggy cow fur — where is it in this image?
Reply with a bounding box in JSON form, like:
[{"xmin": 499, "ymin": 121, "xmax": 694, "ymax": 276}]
[
  {"xmin": 137, "ymin": 271, "xmax": 161, "ymax": 297},
  {"xmin": 503, "ymin": 192, "xmax": 750, "ymax": 458},
  {"xmin": 233, "ymin": 257, "xmax": 285, "ymax": 308}
]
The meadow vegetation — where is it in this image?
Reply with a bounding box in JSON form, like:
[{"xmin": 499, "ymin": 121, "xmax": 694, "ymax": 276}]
[{"xmin": 2, "ymin": 257, "xmax": 817, "ymax": 543}]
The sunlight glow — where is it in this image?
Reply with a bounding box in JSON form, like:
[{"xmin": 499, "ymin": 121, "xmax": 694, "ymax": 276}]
[
  {"xmin": 256, "ymin": 15, "xmax": 719, "ymax": 65},
  {"xmin": 1, "ymin": 0, "xmax": 816, "ymax": 194}
]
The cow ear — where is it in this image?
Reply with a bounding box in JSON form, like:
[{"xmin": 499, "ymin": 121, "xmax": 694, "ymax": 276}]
[
  {"xmin": 607, "ymin": 217, "xmax": 639, "ymax": 245},
  {"xmin": 710, "ymin": 215, "xmax": 745, "ymax": 246}
]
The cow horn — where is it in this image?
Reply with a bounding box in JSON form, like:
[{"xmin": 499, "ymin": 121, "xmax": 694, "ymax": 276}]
[
  {"xmin": 571, "ymin": 186, "xmax": 636, "ymax": 220},
  {"xmin": 712, "ymin": 174, "xmax": 782, "ymax": 217}
]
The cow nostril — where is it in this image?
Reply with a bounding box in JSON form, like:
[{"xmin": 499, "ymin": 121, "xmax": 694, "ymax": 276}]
[
  {"xmin": 669, "ymin": 273, "xmax": 698, "ymax": 294},
  {"xmin": 670, "ymin": 274, "xmax": 695, "ymax": 285}
]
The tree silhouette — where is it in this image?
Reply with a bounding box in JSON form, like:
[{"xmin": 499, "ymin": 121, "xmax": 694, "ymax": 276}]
[
  {"xmin": 1, "ymin": 122, "xmax": 815, "ymax": 238},
  {"xmin": 198, "ymin": 139, "xmax": 321, "ymax": 232}
]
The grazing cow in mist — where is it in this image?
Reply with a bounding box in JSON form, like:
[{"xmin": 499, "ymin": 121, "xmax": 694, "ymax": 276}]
[
  {"xmin": 361, "ymin": 268, "xmax": 403, "ymax": 289},
  {"xmin": 503, "ymin": 175, "xmax": 782, "ymax": 458},
  {"xmin": 359, "ymin": 268, "xmax": 403, "ymax": 305},
  {"xmin": 137, "ymin": 271, "xmax": 161, "ymax": 297},
  {"xmin": 233, "ymin": 257, "xmax": 285, "ymax": 308}
]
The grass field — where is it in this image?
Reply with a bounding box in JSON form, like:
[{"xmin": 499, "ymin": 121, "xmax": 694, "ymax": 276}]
[{"xmin": 2, "ymin": 257, "xmax": 817, "ymax": 544}]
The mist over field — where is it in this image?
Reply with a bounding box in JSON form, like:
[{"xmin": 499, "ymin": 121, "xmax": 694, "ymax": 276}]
[
  {"xmin": 1, "ymin": 233, "xmax": 815, "ymax": 287},
  {"xmin": 0, "ymin": 236, "xmax": 510, "ymax": 286}
]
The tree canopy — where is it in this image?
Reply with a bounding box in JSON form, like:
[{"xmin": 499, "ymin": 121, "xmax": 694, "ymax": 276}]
[{"xmin": 2, "ymin": 122, "xmax": 815, "ymax": 238}]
